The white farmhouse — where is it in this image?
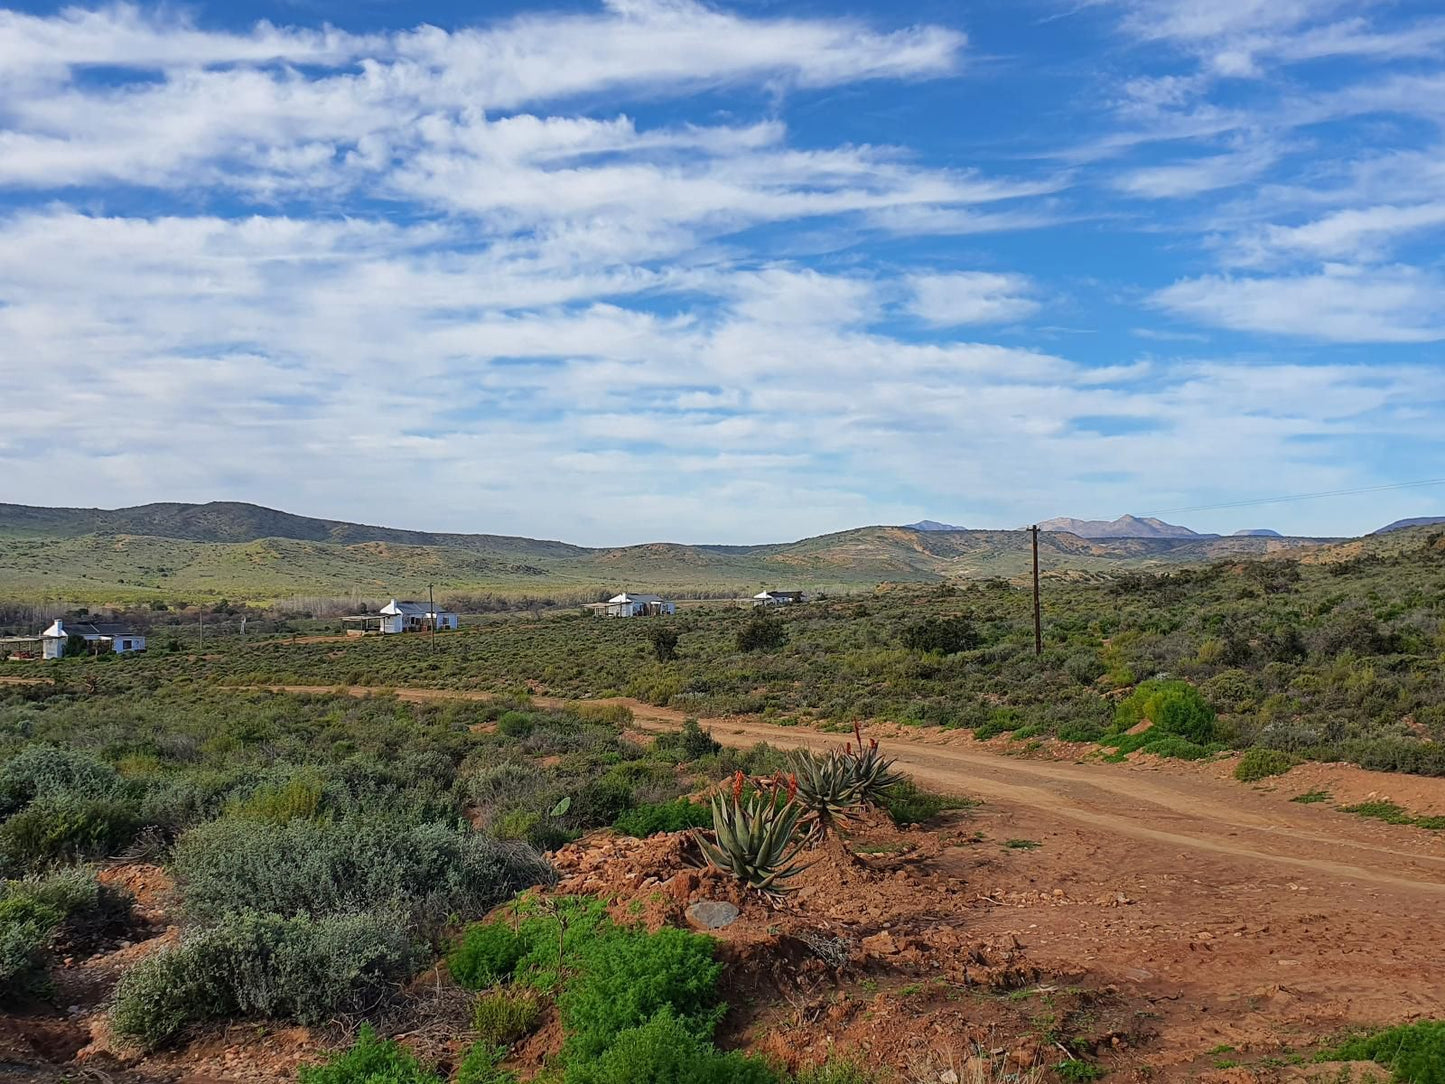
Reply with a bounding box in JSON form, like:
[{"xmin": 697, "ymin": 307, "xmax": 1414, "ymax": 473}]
[
  {"xmin": 752, "ymin": 590, "xmax": 805, "ymax": 607},
  {"xmin": 40, "ymin": 619, "xmax": 146, "ymax": 658},
  {"xmin": 343, "ymin": 598, "xmax": 459, "ymax": 635},
  {"xmin": 599, "ymin": 593, "xmax": 676, "ymax": 618}
]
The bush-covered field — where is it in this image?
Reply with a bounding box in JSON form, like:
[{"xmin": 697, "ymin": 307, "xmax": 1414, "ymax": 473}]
[
  {"xmin": 0, "ymin": 682, "xmax": 798, "ymax": 1043},
  {"xmin": 12, "ymin": 531, "xmax": 1441, "ymax": 776}
]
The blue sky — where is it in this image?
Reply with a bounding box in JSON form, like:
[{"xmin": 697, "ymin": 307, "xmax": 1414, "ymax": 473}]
[{"xmin": 0, "ymin": 0, "xmax": 1442, "ymax": 543}]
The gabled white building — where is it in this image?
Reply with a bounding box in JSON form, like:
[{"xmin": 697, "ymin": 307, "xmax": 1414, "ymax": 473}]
[
  {"xmin": 752, "ymin": 590, "xmax": 805, "ymax": 607},
  {"xmin": 40, "ymin": 619, "xmax": 146, "ymax": 658},
  {"xmin": 599, "ymin": 593, "xmax": 676, "ymax": 618},
  {"xmin": 343, "ymin": 598, "xmax": 459, "ymax": 635}
]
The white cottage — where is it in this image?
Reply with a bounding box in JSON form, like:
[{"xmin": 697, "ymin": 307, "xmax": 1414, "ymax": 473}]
[
  {"xmin": 40, "ymin": 619, "xmax": 146, "ymax": 658},
  {"xmin": 343, "ymin": 598, "xmax": 459, "ymax": 635},
  {"xmin": 752, "ymin": 590, "xmax": 805, "ymax": 607},
  {"xmin": 600, "ymin": 593, "xmax": 676, "ymax": 618}
]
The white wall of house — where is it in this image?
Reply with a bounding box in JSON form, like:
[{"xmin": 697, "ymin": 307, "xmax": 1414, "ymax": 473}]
[{"xmin": 113, "ymin": 636, "xmax": 146, "ymax": 654}]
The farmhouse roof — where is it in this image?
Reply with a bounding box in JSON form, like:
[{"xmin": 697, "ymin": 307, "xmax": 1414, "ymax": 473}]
[
  {"xmin": 380, "ymin": 599, "xmax": 456, "ymax": 616},
  {"xmin": 608, "ymin": 593, "xmax": 666, "ymax": 604}
]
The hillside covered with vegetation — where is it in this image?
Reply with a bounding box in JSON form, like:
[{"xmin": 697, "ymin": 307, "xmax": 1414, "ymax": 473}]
[{"xmin": 0, "ymin": 500, "xmax": 1345, "ymax": 606}]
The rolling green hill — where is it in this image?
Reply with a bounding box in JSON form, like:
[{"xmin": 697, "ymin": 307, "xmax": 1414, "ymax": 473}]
[{"xmin": 0, "ymin": 500, "xmax": 1348, "ymax": 606}]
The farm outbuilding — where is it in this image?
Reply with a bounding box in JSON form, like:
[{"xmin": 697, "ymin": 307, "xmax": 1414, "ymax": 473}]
[
  {"xmin": 596, "ymin": 593, "xmax": 676, "ymax": 618},
  {"xmin": 342, "ymin": 598, "xmax": 459, "ymax": 635},
  {"xmin": 40, "ymin": 619, "xmax": 146, "ymax": 658},
  {"xmin": 752, "ymin": 590, "xmax": 805, "ymax": 607}
]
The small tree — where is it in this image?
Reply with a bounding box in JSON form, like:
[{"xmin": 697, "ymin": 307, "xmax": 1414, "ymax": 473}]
[
  {"xmin": 648, "ymin": 626, "xmax": 680, "ymax": 662},
  {"xmin": 736, "ymin": 614, "xmax": 786, "ymax": 653},
  {"xmin": 900, "ymin": 614, "xmax": 979, "ymax": 655}
]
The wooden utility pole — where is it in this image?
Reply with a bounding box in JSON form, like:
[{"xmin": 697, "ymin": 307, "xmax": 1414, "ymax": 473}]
[
  {"xmin": 1029, "ymin": 525, "xmax": 1042, "ymax": 656},
  {"xmin": 428, "ymin": 583, "xmax": 436, "ymax": 654}
]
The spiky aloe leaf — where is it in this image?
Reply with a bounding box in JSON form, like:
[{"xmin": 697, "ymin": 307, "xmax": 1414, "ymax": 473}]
[
  {"xmin": 846, "ymin": 739, "xmax": 904, "ymax": 805},
  {"xmin": 790, "ymin": 749, "xmax": 863, "ymax": 838}
]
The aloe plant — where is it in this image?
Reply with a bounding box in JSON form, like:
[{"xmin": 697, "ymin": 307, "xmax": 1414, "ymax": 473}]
[
  {"xmin": 695, "ymin": 772, "xmax": 808, "ymax": 897},
  {"xmin": 844, "ymin": 730, "xmax": 904, "ymax": 806},
  {"xmin": 790, "ymin": 749, "xmax": 863, "ymax": 838}
]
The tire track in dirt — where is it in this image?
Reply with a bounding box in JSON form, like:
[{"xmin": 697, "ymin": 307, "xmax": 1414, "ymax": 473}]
[{"xmin": 237, "ymin": 683, "xmax": 1445, "ymax": 899}]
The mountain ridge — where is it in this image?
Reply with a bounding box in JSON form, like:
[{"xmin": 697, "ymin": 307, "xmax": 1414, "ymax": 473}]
[{"xmin": 0, "ymin": 500, "xmax": 1364, "ymax": 605}]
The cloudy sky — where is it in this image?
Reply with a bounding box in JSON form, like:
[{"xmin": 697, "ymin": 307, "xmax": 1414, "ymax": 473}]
[{"xmin": 1, "ymin": 0, "xmax": 1442, "ymax": 543}]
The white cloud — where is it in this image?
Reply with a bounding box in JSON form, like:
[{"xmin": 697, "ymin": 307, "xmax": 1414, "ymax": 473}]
[
  {"xmin": 1151, "ymin": 264, "xmax": 1445, "ymax": 342},
  {"xmin": 908, "ymin": 272, "xmax": 1041, "ymax": 326},
  {"xmin": 1113, "ymin": 139, "xmax": 1281, "ymax": 198},
  {"xmin": 1230, "ymin": 202, "xmax": 1445, "ymax": 265}
]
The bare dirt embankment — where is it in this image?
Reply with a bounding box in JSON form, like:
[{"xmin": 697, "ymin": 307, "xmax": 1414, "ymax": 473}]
[{"xmin": 235, "ymin": 684, "xmax": 1445, "ymax": 1078}]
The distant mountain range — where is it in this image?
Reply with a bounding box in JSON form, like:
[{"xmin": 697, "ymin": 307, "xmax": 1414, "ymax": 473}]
[
  {"xmin": 1035, "ymin": 514, "xmax": 1200, "ymax": 539},
  {"xmin": 0, "ymin": 500, "xmax": 1431, "ymax": 605},
  {"xmin": 1373, "ymin": 517, "xmax": 1445, "ymax": 534}
]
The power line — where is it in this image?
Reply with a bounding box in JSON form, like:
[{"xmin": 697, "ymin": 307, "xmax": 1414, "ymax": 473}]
[{"xmin": 1143, "ymin": 477, "xmax": 1445, "ymax": 517}]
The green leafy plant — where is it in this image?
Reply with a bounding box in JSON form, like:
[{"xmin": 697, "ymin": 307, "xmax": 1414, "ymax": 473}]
[
  {"xmin": 695, "ymin": 774, "xmax": 808, "ymax": 897},
  {"xmin": 1114, "ymin": 680, "xmax": 1217, "ymax": 744},
  {"xmin": 1322, "ymin": 1020, "xmax": 1445, "ymax": 1084},
  {"xmin": 296, "ymin": 1024, "xmax": 442, "ymax": 1084},
  {"xmin": 1234, "ymin": 748, "xmax": 1299, "ymax": 782},
  {"xmin": 562, "ymin": 1007, "xmax": 780, "ymax": 1084},
  {"xmin": 449, "ymin": 921, "xmax": 527, "ymax": 990},
  {"xmin": 472, "ymin": 986, "xmax": 544, "ymax": 1047},
  {"xmin": 612, "ymin": 799, "xmax": 712, "ymax": 838}
]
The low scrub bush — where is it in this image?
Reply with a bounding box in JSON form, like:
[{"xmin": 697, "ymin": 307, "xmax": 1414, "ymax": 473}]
[
  {"xmin": 653, "ymin": 719, "xmax": 720, "ymax": 762},
  {"xmin": 0, "ymin": 796, "xmax": 141, "ymax": 873},
  {"xmin": 172, "ymin": 817, "xmax": 552, "ymax": 929},
  {"xmin": 472, "ymin": 986, "xmax": 544, "ymax": 1047},
  {"xmin": 612, "ymin": 799, "xmax": 711, "ymax": 837},
  {"xmin": 1322, "ymin": 1020, "xmax": 1445, "ymax": 1084},
  {"xmin": 879, "ymin": 781, "xmax": 967, "ymax": 827},
  {"xmin": 900, "ymin": 615, "xmax": 980, "ymax": 656},
  {"xmin": 1115, "ymin": 680, "xmax": 1217, "ymax": 744},
  {"xmin": 1, "ymin": 868, "xmax": 133, "ymax": 995},
  {"xmin": 456, "ymin": 1043, "xmax": 517, "ymax": 1084},
  {"xmin": 110, "ymin": 910, "xmax": 419, "ymax": 1049},
  {"xmin": 1234, "ymin": 748, "xmax": 1299, "ymax": 782},
  {"xmin": 563, "ymin": 1007, "xmax": 780, "ymax": 1084},
  {"xmin": 559, "ymin": 924, "xmax": 724, "ymax": 1063},
  {"xmin": 448, "ymin": 921, "xmax": 527, "ymax": 990},
  {"xmin": 0, "ymin": 746, "xmax": 132, "ymax": 816},
  {"xmin": 297, "ymin": 1025, "xmax": 442, "ymax": 1084}
]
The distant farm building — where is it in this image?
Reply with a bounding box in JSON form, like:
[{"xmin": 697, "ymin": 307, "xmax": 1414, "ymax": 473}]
[
  {"xmin": 342, "ymin": 598, "xmax": 459, "ymax": 636},
  {"xmin": 593, "ymin": 593, "xmax": 676, "ymax": 618},
  {"xmin": 752, "ymin": 590, "xmax": 805, "ymax": 607},
  {"xmin": 40, "ymin": 619, "xmax": 146, "ymax": 658}
]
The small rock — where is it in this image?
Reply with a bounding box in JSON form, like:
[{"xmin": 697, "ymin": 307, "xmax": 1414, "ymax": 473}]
[
  {"xmin": 939, "ymin": 1071, "xmax": 959, "ymax": 1084},
  {"xmin": 685, "ymin": 901, "xmax": 740, "ymax": 930},
  {"xmin": 861, "ymin": 931, "xmax": 899, "ymax": 956}
]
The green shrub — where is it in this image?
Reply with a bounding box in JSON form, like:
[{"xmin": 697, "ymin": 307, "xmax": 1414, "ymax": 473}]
[
  {"xmin": 472, "ymin": 986, "xmax": 544, "ymax": 1047},
  {"xmin": 900, "ymin": 615, "xmax": 980, "ymax": 655},
  {"xmin": 1323, "ymin": 1020, "xmax": 1445, "ymax": 1084},
  {"xmin": 1234, "ymin": 748, "xmax": 1299, "ymax": 782},
  {"xmin": 171, "ymin": 817, "xmax": 552, "ymax": 929},
  {"xmin": 0, "ymin": 746, "xmax": 131, "ymax": 816},
  {"xmin": 1, "ymin": 867, "xmax": 131, "ymax": 995},
  {"xmin": 0, "ymin": 795, "xmax": 141, "ymax": 873},
  {"xmin": 456, "ymin": 1043, "xmax": 518, "ymax": 1084},
  {"xmin": 612, "ymin": 799, "xmax": 712, "ymax": 837},
  {"xmin": 225, "ymin": 775, "xmax": 325, "ymax": 823},
  {"xmin": 563, "ymin": 1008, "xmax": 780, "ymax": 1084},
  {"xmin": 793, "ymin": 1060, "xmax": 884, "ymax": 1083},
  {"xmin": 110, "ymin": 910, "xmax": 419, "ymax": 1050},
  {"xmin": 448, "ymin": 922, "xmax": 527, "ymax": 990},
  {"xmin": 653, "ymin": 719, "xmax": 720, "ymax": 762},
  {"xmin": 1056, "ymin": 719, "xmax": 1106, "ymax": 743},
  {"xmin": 736, "ymin": 615, "xmax": 787, "ymax": 653},
  {"xmin": 1115, "ymin": 680, "xmax": 1217, "ymax": 744},
  {"xmin": 559, "ymin": 925, "xmax": 724, "ymax": 1063},
  {"xmin": 497, "ymin": 713, "xmax": 535, "ymax": 739},
  {"xmin": 297, "ymin": 1025, "xmax": 442, "ymax": 1084},
  {"xmin": 0, "ymin": 894, "xmax": 61, "ymax": 995},
  {"xmin": 878, "ymin": 781, "xmax": 966, "ymax": 826}
]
